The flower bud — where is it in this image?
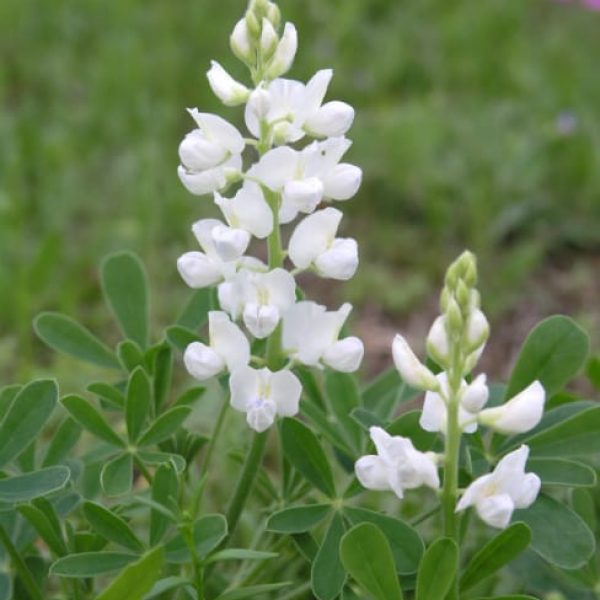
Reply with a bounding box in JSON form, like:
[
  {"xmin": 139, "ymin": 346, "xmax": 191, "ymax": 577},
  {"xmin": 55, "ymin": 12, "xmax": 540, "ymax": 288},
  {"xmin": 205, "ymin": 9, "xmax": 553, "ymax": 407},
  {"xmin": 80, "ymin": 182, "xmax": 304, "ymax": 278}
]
[
  {"xmin": 266, "ymin": 1, "xmax": 281, "ymax": 28},
  {"xmin": 323, "ymin": 337, "xmax": 364, "ymax": 372},
  {"xmin": 211, "ymin": 225, "xmax": 251, "ymax": 262},
  {"xmin": 260, "ymin": 18, "xmax": 279, "ymax": 59},
  {"xmin": 230, "ymin": 18, "xmax": 254, "ymax": 63},
  {"xmin": 392, "ymin": 334, "xmax": 439, "ymax": 391},
  {"xmin": 461, "ymin": 373, "xmax": 489, "ymax": 413},
  {"xmin": 283, "ymin": 178, "xmax": 324, "ymax": 214},
  {"xmin": 314, "ymin": 238, "xmax": 358, "ymax": 280},
  {"xmin": 265, "ymin": 22, "xmax": 297, "ymax": 79},
  {"xmin": 243, "ymin": 303, "xmax": 280, "ymax": 339},
  {"xmin": 446, "ymin": 296, "xmax": 463, "ymax": 335},
  {"xmin": 426, "ymin": 315, "xmax": 450, "ymax": 366},
  {"xmin": 467, "ymin": 308, "xmax": 489, "ymax": 350},
  {"xmin": 184, "ymin": 342, "xmax": 225, "ymax": 380},
  {"xmin": 177, "ymin": 252, "xmax": 222, "ymax": 288},
  {"xmin": 245, "ymin": 10, "xmax": 261, "ymax": 40},
  {"xmin": 179, "ymin": 131, "xmax": 227, "ymax": 171},
  {"xmin": 323, "ymin": 164, "xmax": 363, "ymax": 201},
  {"xmin": 456, "ymin": 280, "xmax": 471, "ymax": 312},
  {"xmin": 206, "ymin": 61, "xmax": 250, "ymax": 107},
  {"xmin": 478, "ymin": 381, "xmax": 545, "ymax": 434},
  {"xmin": 305, "ymin": 101, "xmax": 355, "ymax": 138}
]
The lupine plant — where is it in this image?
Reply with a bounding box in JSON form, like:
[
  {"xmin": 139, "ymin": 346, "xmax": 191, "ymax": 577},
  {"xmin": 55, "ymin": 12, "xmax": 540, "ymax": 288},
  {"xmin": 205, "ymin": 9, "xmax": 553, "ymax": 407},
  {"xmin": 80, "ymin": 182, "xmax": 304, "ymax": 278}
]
[{"xmin": 1, "ymin": 1, "xmax": 599, "ymax": 599}]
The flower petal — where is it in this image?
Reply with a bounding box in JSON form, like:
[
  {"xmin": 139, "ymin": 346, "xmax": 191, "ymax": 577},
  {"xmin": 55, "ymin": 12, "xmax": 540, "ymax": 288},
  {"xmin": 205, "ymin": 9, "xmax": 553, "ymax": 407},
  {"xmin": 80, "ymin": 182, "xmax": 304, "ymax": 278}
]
[
  {"xmin": 209, "ymin": 311, "xmax": 250, "ymax": 371},
  {"xmin": 270, "ymin": 369, "xmax": 302, "ymax": 417}
]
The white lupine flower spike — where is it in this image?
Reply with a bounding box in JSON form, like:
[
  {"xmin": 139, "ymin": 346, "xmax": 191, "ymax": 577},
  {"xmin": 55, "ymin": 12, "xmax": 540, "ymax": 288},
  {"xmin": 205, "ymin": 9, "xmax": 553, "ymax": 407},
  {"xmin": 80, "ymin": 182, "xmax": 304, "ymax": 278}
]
[
  {"xmin": 177, "ymin": 0, "xmax": 363, "ymax": 440},
  {"xmin": 456, "ymin": 445, "xmax": 541, "ymax": 529},
  {"xmin": 355, "ymin": 427, "xmax": 440, "ymax": 499}
]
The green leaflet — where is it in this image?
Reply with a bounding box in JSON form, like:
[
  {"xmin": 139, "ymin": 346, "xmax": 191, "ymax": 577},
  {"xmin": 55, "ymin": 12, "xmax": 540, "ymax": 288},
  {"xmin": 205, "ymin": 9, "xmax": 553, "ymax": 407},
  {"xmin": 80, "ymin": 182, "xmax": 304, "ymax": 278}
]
[
  {"xmin": 101, "ymin": 251, "xmax": 149, "ymax": 349},
  {"xmin": 340, "ymin": 522, "xmax": 403, "ymax": 600}
]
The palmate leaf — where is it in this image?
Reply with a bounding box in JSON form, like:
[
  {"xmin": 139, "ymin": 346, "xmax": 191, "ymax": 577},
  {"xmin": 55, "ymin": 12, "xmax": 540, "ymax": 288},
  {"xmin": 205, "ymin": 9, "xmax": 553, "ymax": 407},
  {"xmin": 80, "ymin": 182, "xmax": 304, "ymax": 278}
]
[
  {"xmin": 125, "ymin": 367, "xmax": 152, "ymax": 443},
  {"xmin": 460, "ymin": 523, "xmax": 531, "ymax": 591},
  {"xmin": 267, "ymin": 504, "xmax": 332, "ymax": 534},
  {"xmin": 515, "ymin": 494, "xmax": 595, "ymax": 569},
  {"xmin": 340, "ymin": 522, "xmax": 403, "ymax": 600},
  {"xmin": 101, "ymin": 251, "xmax": 149, "ymax": 349},
  {"xmin": 51, "ymin": 552, "xmax": 139, "ymax": 577},
  {"xmin": 280, "ymin": 418, "xmax": 336, "ymax": 498},
  {"xmin": 0, "ymin": 466, "xmax": 70, "ymax": 503},
  {"xmin": 415, "ymin": 537, "xmax": 458, "ymax": 600},
  {"xmin": 34, "ymin": 312, "xmax": 120, "ymax": 369},
  {"xmin": 95, "ymin": 546, "xmax": 164, "ymax": 600},
  {"xmin": 311, "ymin": 514, "xmax": 346, "ymax": 600},
  {"xmin": 83, "ymin": 501, "xmax": 144, "ymax": 553},
  {"xmin": 0, "ymin": 379, "xmax": 58, "ymax": 468},
  {"xmin": 505, "ymin": 315, "xmax": 589, "ymax": 399}
]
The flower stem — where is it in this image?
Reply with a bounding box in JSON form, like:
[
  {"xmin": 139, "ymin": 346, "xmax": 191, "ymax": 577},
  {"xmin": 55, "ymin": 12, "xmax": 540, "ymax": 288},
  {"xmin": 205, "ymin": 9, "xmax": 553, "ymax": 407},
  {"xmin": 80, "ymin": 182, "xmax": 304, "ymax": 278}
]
[
  {"xmin": 0, "ymin": 524, "xmax": 44, "ymax": 600},
  {"xmin": 225, "ymin": 429, "xmax": 269, "ymax": 537},
  {"xmin": 442, "ymin": 348, "xmax": 464, "ymax": 600}
]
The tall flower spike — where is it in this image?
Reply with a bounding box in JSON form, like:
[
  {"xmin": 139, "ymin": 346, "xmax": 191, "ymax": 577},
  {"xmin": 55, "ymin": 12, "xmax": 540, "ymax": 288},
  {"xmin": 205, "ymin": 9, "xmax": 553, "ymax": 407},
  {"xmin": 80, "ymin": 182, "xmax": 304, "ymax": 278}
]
[{"xmin": 456, "ymin": 445, "xmax": 541, "ymax": 529}]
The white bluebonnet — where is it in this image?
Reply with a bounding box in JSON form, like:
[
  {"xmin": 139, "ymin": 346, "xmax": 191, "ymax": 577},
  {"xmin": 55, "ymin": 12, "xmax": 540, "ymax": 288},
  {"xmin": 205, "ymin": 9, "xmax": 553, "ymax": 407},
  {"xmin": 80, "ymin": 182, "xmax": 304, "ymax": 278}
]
[
  {"xmin": 249, "ymin": 137, "xmax": 362, "ymax": 223},
  {"xmin": 177, "ymin": 0, "xmax": 364, "ymax": 431},
  {"xmin": 177, "ymin": 219, "xmax": 265, "ymax": 288},
  {"xmin": 288, "ymin": 208, "xmax": 358, "ymax": 280},
  {"xmin": 230, "ymin": 366, "xmax": 302, "ymax": 432},
  {"xmin": 456, "ymin": 445, "xmax": 541, "ymax": 529},
  {"xmin": 392, "ymin": 334, "xmax": 439, "ymax": 391},
  {"xmin": 420, "ymin": 372, "xmax": 489, "ymax": 435},
  {"xmin": 282, "ymin": 302, "xmax": 363, "ymax": 372},
  {"xmin": 355, "ymin": 427, "xmax": 440, "ymax": 499},
  {"xmin": 478, "ymin": 381, "xmax": 545, "ymax": 434},
  {"xmin": 184, "ymin": 311, "xmax": 250, "ymax": 380},
  {"xmin": 178, "ymin": 110, "xmax": 244, "ymax": 196},
  {"xmin": 218, "ymin": 268, "xmax": 296, "ymax": 339}
]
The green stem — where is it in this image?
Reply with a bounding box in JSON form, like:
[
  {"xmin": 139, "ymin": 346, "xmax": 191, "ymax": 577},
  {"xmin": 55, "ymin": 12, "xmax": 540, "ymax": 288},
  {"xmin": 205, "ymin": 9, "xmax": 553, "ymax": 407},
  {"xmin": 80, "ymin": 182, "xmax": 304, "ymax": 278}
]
[
  {"xmin": 225, "ymin": 430, "xmax": 269, "ymax": 538},
  {"xmin": 442, "ymin": 348, "xmax": 464, "ymax": 600},
  {"xmin": 134, "ymin": 455, "xmax": 153, "ymax": 485},
  {"xmin": 0, "ymin": 524, "xmax": 44, "ymax": 600},
  {"xmin": 181, "ymin": 522, "xmax": 204, "ymax": 599}
]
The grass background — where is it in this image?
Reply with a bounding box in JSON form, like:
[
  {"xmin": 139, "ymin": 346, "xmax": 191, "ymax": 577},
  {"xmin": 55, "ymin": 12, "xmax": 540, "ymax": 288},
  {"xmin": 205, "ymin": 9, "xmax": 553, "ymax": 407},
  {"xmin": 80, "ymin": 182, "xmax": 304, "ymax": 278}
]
[{"xmin": 1, "ymin": 0, "xmax": 599, "ymax": 382}]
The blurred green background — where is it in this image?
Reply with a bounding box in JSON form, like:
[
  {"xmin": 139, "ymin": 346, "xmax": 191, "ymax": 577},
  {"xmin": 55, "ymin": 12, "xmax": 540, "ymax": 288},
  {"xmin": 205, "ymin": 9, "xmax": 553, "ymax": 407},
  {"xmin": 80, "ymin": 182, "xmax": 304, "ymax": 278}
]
[{"xmin": 1, "ymin": 0, "xmax": 599, "ymax": 381}]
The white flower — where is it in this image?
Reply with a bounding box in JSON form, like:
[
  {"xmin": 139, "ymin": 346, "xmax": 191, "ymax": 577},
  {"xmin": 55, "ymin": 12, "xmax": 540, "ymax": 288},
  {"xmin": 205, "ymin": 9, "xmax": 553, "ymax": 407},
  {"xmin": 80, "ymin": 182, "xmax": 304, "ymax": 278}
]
[
  {"xmin": 355, "ymin": 427, "xmax": 439, "ymax": 499},
  {"xmin": 426, "ymin": 315, "xmax": 450, "ymax": 366},
  {"xmin": 184, "ymin": 311, "xmax": 250, "ymax": 380},
  {"xmin": 265, "ymin": 22, "xmax": 298, "ymax": 79},
  {"xmin": 420, "ymin": 372, "xmax": 489, "ymax": 435},
  {"xmin": 282, "ymin": 301, "xmax": 363, "ymax": 371},
  {"xmin": 230, "ymin": 366, "xmax": 302, "ymax": 432},
  {"xmin": 230, "ymin": 18, "xmax": 253, "ymax": 63},
  {"xmin": 467, "ymin": 308, "xmax": 490, "ymax": 350},
  {"xmin": 214, "ymin": 182, "xmax": 274, "ymax": 239},
  {"xmin": 249, "ymin": 137, "xmax": 362, "ymax": 223},
  {"xmin": 392, "ymin": 334, "xmax": 439, "ymax": 391},
  {"xmin": 456, "ymin": 445, "xmax": 541, "ymax": 529},
  {"xmin": 245, "ymin": 70, "xmax": 354, "ymax": 145},
  {"xmin": 207, "ymin": 61, "xmax": 250, "ymax": 106},
  {"xmin": 178, "ymin": 109, "xmax": 244, "ymax": 196},
  {"xmin": 288, "ymin": 208, "xmax": 358, "ymax": 280},
  {"xmin": 260, "ymin": 18, "xmax": 279, "ymax": 57},
  {"xmin": 478, "ymin": 381, "xmax": 545, "ymax": 434},
  {"xmin": 219, "ymin": 268, "xmax": 296, "ymax": 338}
]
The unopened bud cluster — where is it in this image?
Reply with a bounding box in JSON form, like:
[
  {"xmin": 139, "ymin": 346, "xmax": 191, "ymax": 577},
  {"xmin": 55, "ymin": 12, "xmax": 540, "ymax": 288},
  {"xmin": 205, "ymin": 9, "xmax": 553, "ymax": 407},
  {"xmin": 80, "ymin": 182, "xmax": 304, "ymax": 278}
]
[
  {"xmin": 357, "ymin": 252, "xmax": 546, "ymax": 529},
  {"xmin": 176, "ymin": 0, "xmax": 364, "ymax": 433}
]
